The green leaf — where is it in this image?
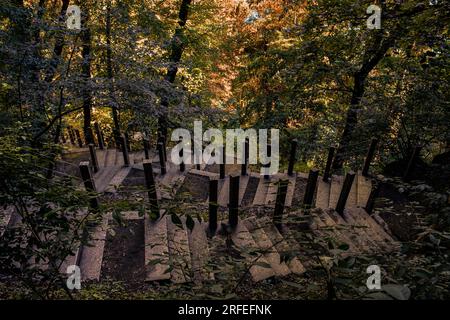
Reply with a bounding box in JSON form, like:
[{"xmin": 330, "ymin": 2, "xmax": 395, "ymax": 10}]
[
  {"xmin": 338, "ymin": 243, "xmax": 350, "ymax": 251},
  {"xmin": 147, "ymin": 258, "xmax": 163, "ymax": 266}
]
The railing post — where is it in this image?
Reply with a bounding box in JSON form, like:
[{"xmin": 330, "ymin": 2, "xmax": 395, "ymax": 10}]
[
  {"xmin": 158, "ymin": 142, "xmax": 167, "ymax": 175},
  {"xmin": 79, "ymin": 161, "xmax": 99, "ymax": 209},
  {"xmin": 323, "ymin": 146, "xmax": 335, "ymax": 182},
  {"xmin": 365, "ymin": 180, "xmax": 380, "ymax": 215},
  {"xmin": 303, "ymin": 169, "xmax": 319, "ymax": 207},
  {"xmin": 264, "ymin": 144, "xmax": 272, "ymax": 180},
  {"xmin": 68, "ymin": 127, "xmax": 75, "ymax": 145},
  {"xmin": 208, "ymin": 179, "xmax": 218, "ymax": 234},
  {"xmin": 403, "ymin": 146, "xmax": 422, "ymax": 181},
  {"xmin": 143, "ymin": 138, "xmax": 150, "ymax": 160},
  {"xmin": 192, "ymin": 137, "xmax": 201, "ymax": 170},
  {"xmin": 362, "ymin": 138, "xmax": 379, "ymax": 177},
  {"xmin": 274, "ymin": 180, "xmax": 289, "ymax": 230},
  {"xmin": 179, "ymin": 140, "xmax": 185, "ymax": 172},
  {"xmin": 88, "ymin": 144, "xmax": 99, "ymax": 173},
  {"xmin": 288, "ymin": 139, "xmax": 298, "ymax": 176},
  {"xmin": 335, "ymin": 171, "xmax": 356, "ymax": 215},
  {"xmin": 124, "ymin": 132, "xmax": 131, "ymax": 152},
  {"xmin": 120, "ymin": 134, "xmax": 130, "ymax": 167},
  {"xmin": 241, "ymin": 138, "xmax": 249, "ymax": 176},
  {"xmin": 220, "ymin": 147, "xmax": 226, "ymax": 179},
  {"xmin": 143, "ymin": 160, "xmax": 159, "ymax": 220},
  {"xmin": 61, "ymin": 132, "xmax": 67, "ymax": 144},
  {"xmin": 228, "ymin": 175, "xmax": 240, "ymax": 229},
  {"xmin": 75, "ymin": 129, "xmax": 83, "ymax": 148},
  {"xmin": 94, "ymin": 122, "xmax": 105, "ymax": 150},
  {"xmin": 87, "ymin": 127, "xmax": 95, "ymax": 147}
]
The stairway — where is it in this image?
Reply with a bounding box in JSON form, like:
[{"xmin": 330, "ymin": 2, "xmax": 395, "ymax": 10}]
[{"xmin": 48, "ymin": 148, "xmax": 398, "ymax": 284}]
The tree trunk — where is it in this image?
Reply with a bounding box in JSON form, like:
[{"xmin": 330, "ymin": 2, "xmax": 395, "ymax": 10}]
[
  {"xmin": 332, "ymin": 33, "xmax": 393, "ymax": 170},
  {"xmin": 44, "ymin": 0, "xmax": 70, "ymax": 83},
  {"xmin": 332, "ymin": 73, "xmax": 365, "ymax": 169},
  {"xmin": 158, "ymin": 0, "xmax": 192, "ymax": 139},
  {"xmin": 81, "ymin": 4, "xmax": 94, "ymax": 145},
  {"xmin": 106, "ymin": 0, "xmax": 121, "ymax": 148}
]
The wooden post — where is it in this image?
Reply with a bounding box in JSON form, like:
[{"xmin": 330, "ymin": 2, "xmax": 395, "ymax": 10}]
[
  {"xmin": 365, "ymin": 181, "xmax": 380, "ymax": 215},
  {"xmin": 75, "ymin": 129, "xmax": 83, "ymax": 148},
  {"xmin": 274, "ymin": 180, "xmax": 288, "ymax": 230},
  {"xmin": 241, "ymin": 138, "xmax": 249, "ymax": 176},
  {"xmin": 179, "ymin": 140, "xmax": 185, "ymax": 172},
  {"xmin": 228, "ymin": 175, "xmax": 240, "ymax": 228},
  {"xmin": 120, "ymin": 134, "xmax": 130, "ymax": 167},
  {"xmin": 143, "ymin": 138, "xmax": 150, "ymax": 160},
  {"xmin": 88, "ymin": 144, "xmax": 99, "ymax": 173},
  {"xmin": 220, "ymin": 148, "xmax": 225, "ymax": 179},
  {"xmin": 94, "ymin": 122, "xmax": 105, "ymax": 150},
  {"xmin": 79, "ymin": 161, "xmax": 99, "ymax": 209},
  {"xmin": 303, "ymin": 169, "xmax": 319, "ymax": 207},
  {"xmin": 143, "ymin": 160, "xmax": 159, "ymax": 220},
  {"xmin": 362, "ymin": 138, "xmax": 379, "ymax": 177},
  {"xmin": 264, "ymin": 144, "xmax": 272, "ymax": 180},
  {"xmin": 335, "ymin": 171, "xmax": 356, "ymax": 215},
  {"xmin": 403, "ymin": 146, "xmax": 422, "ymax": 181},
  {"xmin": 158, "ymin": 142, "xmax": 167, "ymax": 175},
  {"xmin": 192, "ymin": 137, "xmax": 201, "ymax": 170},
  {"xmin": 68, "ymin": 127, "xmax": 75, "ymax": 145},
  {"xmin": 124, "ymin": 132, "xmax": 131, "ymax": 152},
  {"xmin": 208, "ymin": 179, "xmax": 218, "ymax": 233},
  {"xmin": 87, "ymin": 127, "xmax": 95, "ymax": 146},
  {"xmin": 61, "ymin": 132, "xmax": 67, "ymax": 144},
  {"xmin": 288, "ymin": 139, "xmax": 298, "ymax": 176},
  {"xmin": 323, "ymin": 146, "xmax": 335, "ymax": 182}
]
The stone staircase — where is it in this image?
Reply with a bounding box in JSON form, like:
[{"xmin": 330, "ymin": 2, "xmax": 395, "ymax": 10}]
[{"xmin": 2, "ymin": 147, "xmax": 399, "ymax": 285}]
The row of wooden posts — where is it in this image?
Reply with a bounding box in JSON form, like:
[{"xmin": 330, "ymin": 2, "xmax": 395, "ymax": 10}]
[{"xmin": 79, "ymin": 135, "xmax": 422, "ymax": 233}]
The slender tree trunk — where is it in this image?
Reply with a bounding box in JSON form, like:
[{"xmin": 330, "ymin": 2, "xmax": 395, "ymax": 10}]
[
  {"xmin": 44, "ymin": 0, "xmax": 70, "ymax": 83},
  {"xmin": 158, "ymin": 0, "xmax": 192, "ymax": 139},
  {"xmin": 332, "ymin": 73, "xmax": 365, "ymax": 169},
  {"xmin": 80, "ymin": 4, "xmax": 94, "ymax": 145},
  {"xmin": 332, "ymin": 33, "xmax": 393, "ymax": 170},
  {"xmin": 106, "ymin": 0, "xmax": 121, "ymax": 147}
]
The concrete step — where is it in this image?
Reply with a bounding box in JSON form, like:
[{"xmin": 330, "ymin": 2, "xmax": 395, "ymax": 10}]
[
  {"xmin": 185, "ymin": 218, "xmax": 214, "ymax": 283},
  {"xmin": 104, "ymin": 166, "xmax": 132, "ymax": 193},
  {"xmin": 284, "ymin": 174, "xmax": 297, "ymax": 207},
  {"xmin": 93, "ymin": 166, "xmax": 122, "ymax": 193},
  {"xmin": 217, "ymin": 177, "xmax": 230, "ymax": 207},
  {"xmin": 243, "ymin": 217, "xmax": 291, "ymax": 277},
  {"xmin": 357, "ymin": 173, "xmax": 373, "ymax": 207},
  {"xmin": 314, "ymin": 209, "xmax": 361, "ymax": 255},
  {"xmin": 144, "ymin": 212, "xmax": 170, "ymax": 282},
  {"xmin": 258, "ymin": 218, "xmax": 305, "ymax": 275},
  {"xmin": 167, "ymin": 215, "xmax": 192, "ymax": 284},
  {"xmin": 347, "ymin": 175, "xmax": 358, "ymax": 208},
  {"xmin": 252, "ymin": 177, "xmax": 270, "ymax": 206},
  {"xmin": 326, "ymin": 209, "xmax": 373, "ymax": 253},
  {"xmin": 231, "ymin": 221, "xmax": 275, "ymax": 282},
  {"xmin": 104, "ymin": 148, "xmax": 117, "ymax": 167},
  {"xmin": 328, "ymin": 175, "xmax": 344, "ymax": 209},
  {"xmin": 96, "ymin": 149, "xmax": 106, "ymax": 169},
  {"xmin": 79, "ymin": 214, "xmax": 109, "ymax": 281},
  {"xmin": 315, "ymin": 179, "xmax": 330, "ymax": 209},
  {"xmin": 341, "ymin": 208, "xmax": 383, "ymax": 252},
  {"xmin": 238, "ymin": 175, "xmax": 250, "ymax": 206},
  {"xmin": 345, "ymin": 208, "xmax": 399, "ymax": 251},
  {"xmin": 265, "ymin": 176, "xmax": 280, "ymax": 208}
]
